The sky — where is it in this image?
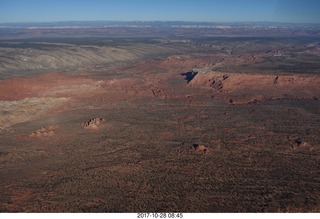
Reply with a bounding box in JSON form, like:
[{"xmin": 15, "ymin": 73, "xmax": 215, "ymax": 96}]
[{"xmin": 0, "ymin": 0, "xmax": 319, "ymax": 23}]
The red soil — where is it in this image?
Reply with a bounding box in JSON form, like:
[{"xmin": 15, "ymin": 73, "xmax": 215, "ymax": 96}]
[{"xmin": 0, "ymin": 72, "xmax": 98, "ymax": 101}]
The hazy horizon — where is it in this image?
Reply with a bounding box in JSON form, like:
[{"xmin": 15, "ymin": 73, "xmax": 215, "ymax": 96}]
[
  {"xmin": 1, "ymin": 0, "xmax": 320, "ymax": 24},
  {"xmin": 1, "ymin": 20, "xmax": 320, "ymax": 25}
]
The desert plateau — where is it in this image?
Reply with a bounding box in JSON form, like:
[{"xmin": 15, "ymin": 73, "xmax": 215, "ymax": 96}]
[{"xmin": 0, "ymin": 22, "xmax": 320, "ymax": 212}]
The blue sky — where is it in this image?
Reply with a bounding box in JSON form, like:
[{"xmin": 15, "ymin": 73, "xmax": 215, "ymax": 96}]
[{"xmin": 0, "ymin": 0, "xmax": 319, "ymax": 23}]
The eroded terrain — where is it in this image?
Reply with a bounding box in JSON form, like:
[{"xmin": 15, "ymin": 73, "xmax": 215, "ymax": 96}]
[{"xmin": 0, "ymin": 29, "xmax": 320, "ymax": 212}]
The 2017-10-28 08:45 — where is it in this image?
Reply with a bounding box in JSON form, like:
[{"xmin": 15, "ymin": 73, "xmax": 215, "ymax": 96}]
[{"xmin": 137, "ymin": 213, "xmax": 183, "ymax": 218}]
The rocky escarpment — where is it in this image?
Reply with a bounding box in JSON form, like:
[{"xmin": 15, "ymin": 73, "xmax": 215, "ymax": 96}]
[{"xmin": 188, "ymin": 69, "xmax": 320, "ymax": 104}]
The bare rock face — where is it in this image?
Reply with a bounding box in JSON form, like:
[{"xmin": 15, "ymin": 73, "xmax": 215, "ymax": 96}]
[
  {"xmin": 28, "ymin": 126, "xmax": 56, "ymax": 138},
  {"xmin": 82, "ymin": 118, "xmax": 105, "ymax": 130}
]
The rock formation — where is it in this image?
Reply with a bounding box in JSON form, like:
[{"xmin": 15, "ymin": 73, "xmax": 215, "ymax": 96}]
[
  {"xmin": 192, "ymin": 144, "xmax": 209, "ymax": 155},
  {"xmin": 28, "ymin": 126, "xmax": 56, "ymax": 138},
  {"xmin": 82, "ymin": 118, "xmax": 105, "ymax": 130}
]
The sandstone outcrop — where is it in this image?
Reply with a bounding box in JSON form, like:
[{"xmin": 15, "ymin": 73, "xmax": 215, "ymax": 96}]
[
  {"xmin": 28, "ymin": 126, "xmax": 57, "ymax": 138},
  {"xmin": 82, "ymin": 118, "xmax": 105, "ymax": 130}
]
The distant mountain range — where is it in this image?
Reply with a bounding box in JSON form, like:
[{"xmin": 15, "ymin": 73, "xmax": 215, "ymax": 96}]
[
  {"xmin": 0, "ymin": 20, "xmax": 319, "ymax": 40},
  {"xmin": 1, "ymin": 20, "xmax": 319, "ymax": 28}
]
